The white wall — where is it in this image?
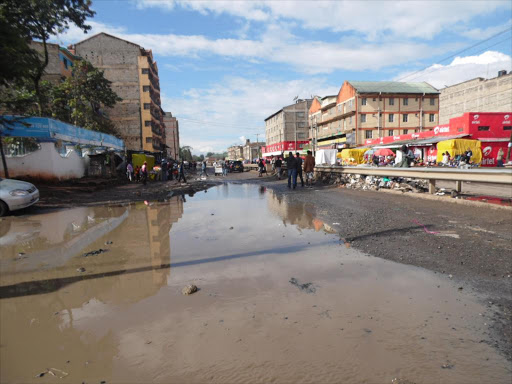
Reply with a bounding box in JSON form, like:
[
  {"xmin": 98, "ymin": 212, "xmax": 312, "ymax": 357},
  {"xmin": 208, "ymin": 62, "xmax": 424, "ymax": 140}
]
[{"xmin": 0, "ymin": 142, "xmax": 89, "ymax": 180}]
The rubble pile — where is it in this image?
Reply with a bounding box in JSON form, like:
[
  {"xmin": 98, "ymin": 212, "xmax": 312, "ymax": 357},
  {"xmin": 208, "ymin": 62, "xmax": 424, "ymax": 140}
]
[{"xmin": 317, "ymin": 173, "xmax": 429, "ymax": 193}]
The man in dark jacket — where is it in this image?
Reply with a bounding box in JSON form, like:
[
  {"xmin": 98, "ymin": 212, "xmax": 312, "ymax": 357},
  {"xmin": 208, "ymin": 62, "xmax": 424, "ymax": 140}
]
[
  {"xmin": 274, "ymin": 157, "xmax": 283, "ymax": 179},
  {"xmin": 286, "ymin": 152, "xmax": 298, "ymax": 189},
  {"xmin": 295, "ymin": 152, "xmax": 304, "ymax": 187}
]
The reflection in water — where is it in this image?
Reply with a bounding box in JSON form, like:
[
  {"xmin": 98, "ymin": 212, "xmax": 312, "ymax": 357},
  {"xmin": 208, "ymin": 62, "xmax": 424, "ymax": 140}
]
[{"xmin": 0, "ymin": 186, "xmax": 510, "ymax": 384}]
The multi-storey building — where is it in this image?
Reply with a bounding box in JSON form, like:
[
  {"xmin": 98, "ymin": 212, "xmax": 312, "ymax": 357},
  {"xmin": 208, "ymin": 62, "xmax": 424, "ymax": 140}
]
[
  {"xmin": 263, "ymin": 99, "xmax": 312, "ymax": 157},
  {"xmin": 227, "ymin": 145, "xmax": 244, "ymax": 160},
  {"xmin": 242, "ymin": 140, "xmax": 265, "ymax": 162},
  {"xmin": 439, "ymin": 71, "xmax": 512, "ymax": 124},
  {"xmin": 163, "ymin": 112, "xmax": 180, "ymax": 160},
  {"xmin": 30, "ymin": 41, "xmax": 79, "ymax": 83},
  {"xmin": 310, "ymin": 81, "xmax": 440, "ymax": 149},
  {"xmin": 73, "ymin": 33, "xmax": 165, "ymax": 153}
]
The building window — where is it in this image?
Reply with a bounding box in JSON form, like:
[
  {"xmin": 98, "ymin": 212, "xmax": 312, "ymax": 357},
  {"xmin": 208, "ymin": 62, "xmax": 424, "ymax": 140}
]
[
  {"xmin": 388, "ymin": 114, "xmax": 394, "ymax": 123},
  {"xmin": 337, "ymin": 105, "xmax": 342, "ymax": 112},
  {"xmin": 145, "ymin": 121, "xmax": 151, "ymax": 127},
  {"xmin": 144, "ymin": 103, "xmax": 150, "ymax": 110},
  {"xmin": 361, "ymin": 114, "xmax": 367, "ymax": 123},
  {"xmin": 142, "ymin": 68, "xmax": 149, "ymax": 74},
  {"xmin": 389, "ymin": 97, "xmax": 394, "ymax": 105},
  {"xmin": 430, "ymin": 98, "xmax": 435, "ymax": 106},
  {"xmin": 296, "ymin": 112, "xmax": 305, "ymax": 118},
  {"xmin": 403, "ymin": 114, "xmax": 408, "ymax": 122},
  {"xmin": 478, "ymin": 126, "xmax": 490, "ymax": 131},
  {"xmin": 63, "ymin": 58, "xmax": 68, "ymax": 69},
  {"xmin": 403, "ymin": 129, "xmax": 408, "ymax": 134},
  {"xmin": 388, "ymin": 130, "xmax": 393, "ymax": 136},
  {"xmin": 373, "ymin": 98, "xmax": 376, "ymax": 101},
  {"xmin": 365, "ymin": 130, "xmax": 372, "ymax": 139},
  {"xmin": 503, "ymin": 125, "xmax": 512, "ymax": 130},
  {"xmin": 143, "ymin": 86, "xmax": 150, "ymax": 92},
  {"xmin": 403, "ymin": 98, "xmax": 408, "ymax": 106},
  {"xmin": 349, "ymin": 116, "xmax": 352, "ymax": 124},
  {"xmin": 146, "ymin": 137, "xmax": 152, "ymax": 143},
  {"xmin": 362, "ymin": 97, "xmax": 367, "ymax": 106},
  {"xmin": 297, "ymin": 133, "xmax": 306, "ymax": 139},
  {"xmin": 429, "ymin": 113, "xmax": 435, "ymax": 122}
]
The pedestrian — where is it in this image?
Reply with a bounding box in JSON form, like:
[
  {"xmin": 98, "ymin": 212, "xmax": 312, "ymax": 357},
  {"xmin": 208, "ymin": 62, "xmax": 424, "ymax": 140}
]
[
  {"xmin": 161, "ymin": 159, "xmax": 168, "ymax": 181},
  {"xmin": 135, "ymin": 165, "xmax": 140, "ymax": 182},
  {"xmin": 168, "ymin": 160, "xmax": 174, "ymax": 180},
  {"xmin": 442, "ymin": 151, "xmax": 449, "ymax": 165},
  {"xmin": 178, "ymin": 161, "xmax": 187, "ymax": 183},
  {"xmin": 126, "ymin": 162, "xmax": 134, "ymax": 182},
  {"xmin": 275, "ymin": 156, "xmax": 282, "ymax": 179},
  {"xmin": 303, "ymin": 150, "xmax": 315, "ymax": 188},
  {"xmin": 141, "ymin": 161, "xmax": 148, "ymax": 185},
  {"xmin": 497, "ymin": 147, "xmax": 505, "ymax": 167},
  {"xmin": 465, "ymin": 149, "xmax": 473, "ymax": 164},
  {"xmin": 286, "ymin": 151, "xmax": 298, "ymax": 189},
  {"xmin": 295, "ymin": 152, "xmax": 304, "ymax": 187},
  {"xmin": 200, "ymin": 160, "xmax": 208, "ymax": 177},
  {"xmin": 258, "ymin": 158, "xmax": 265, "ymax": 177},
  {"xmin": 399, "ymin": 145, "xmax": 414, "ymax": 167}
]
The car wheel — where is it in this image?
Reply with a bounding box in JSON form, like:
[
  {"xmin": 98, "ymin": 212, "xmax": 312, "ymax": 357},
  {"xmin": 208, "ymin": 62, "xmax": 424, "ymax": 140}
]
[{"xmin": 0, "ymin": 200, "xmax": 8, "ymax": 217}]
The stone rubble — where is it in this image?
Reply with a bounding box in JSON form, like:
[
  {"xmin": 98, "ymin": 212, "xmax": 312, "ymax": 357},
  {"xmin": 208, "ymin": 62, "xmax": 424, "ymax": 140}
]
[{"xmin": 316, "ymin": 173, "xmax": 430, "ymax": 193}]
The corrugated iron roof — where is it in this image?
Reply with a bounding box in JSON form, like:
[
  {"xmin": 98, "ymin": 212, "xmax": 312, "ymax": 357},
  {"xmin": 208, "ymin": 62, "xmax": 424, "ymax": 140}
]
[{"xmin": 349, "ymin": 81, "xmax": 439, "ymax": 94}]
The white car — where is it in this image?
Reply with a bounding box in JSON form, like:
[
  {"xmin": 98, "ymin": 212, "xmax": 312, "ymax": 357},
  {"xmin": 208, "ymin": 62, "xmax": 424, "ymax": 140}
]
[{"xmin": 0, "ymin": 177, "xmax": 40, "ymax": 216}]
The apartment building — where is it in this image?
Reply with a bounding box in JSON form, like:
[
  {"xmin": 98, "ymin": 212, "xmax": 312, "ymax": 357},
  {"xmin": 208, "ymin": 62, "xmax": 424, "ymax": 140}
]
[
  {"xmin": 163, "ymin": 112, "xmax": 180, "ymax": 160},
  {"xmin": 242, "ymin": 140, "xmax": 264, "ymax": 162},
  {"xmin": 74, "ymin": 33, "xmax": 165, "ymax": 153},
  {"xmin": 263, "ymin": 99, "xmax": 312, "ymax": 156},
  {"xmin": 439, "ymin": 71, "xmax": 512, "ymax": 124},
  {"xmin": 227, "ymin": 145, "xmax": 244, "ymax": 160},
  {"xmin": 30, "ymin": 41, "xmax": 79, "ymax": 83},
  {"xmin": 310, "ymin": 81, "xmax": 440, "ymax": 148}
]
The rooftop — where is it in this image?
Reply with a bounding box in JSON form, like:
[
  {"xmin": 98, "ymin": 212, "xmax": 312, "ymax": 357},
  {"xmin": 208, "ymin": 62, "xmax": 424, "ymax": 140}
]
[{"xmin": 349, "ymin": 81, "xmax": 439, "ymax": 94}]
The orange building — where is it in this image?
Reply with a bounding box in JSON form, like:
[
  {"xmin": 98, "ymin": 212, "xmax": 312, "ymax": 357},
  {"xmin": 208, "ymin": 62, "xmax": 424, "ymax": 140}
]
[{"xmin": 310, "ymin": 81, "xmax": 440, "ymax": 149}]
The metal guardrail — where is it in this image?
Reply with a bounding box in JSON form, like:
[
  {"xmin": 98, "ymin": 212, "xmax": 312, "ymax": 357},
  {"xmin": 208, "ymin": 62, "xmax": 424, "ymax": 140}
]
[{"xmin": 314, "ymin": 165, "xmax": 512, "ymax": 193}]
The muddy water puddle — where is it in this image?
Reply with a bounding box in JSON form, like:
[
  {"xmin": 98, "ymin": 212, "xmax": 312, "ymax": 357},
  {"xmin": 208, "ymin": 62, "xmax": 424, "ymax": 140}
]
[{"xmin": 0, "ymin": 184, "xmax": 510, "ymax": 383}]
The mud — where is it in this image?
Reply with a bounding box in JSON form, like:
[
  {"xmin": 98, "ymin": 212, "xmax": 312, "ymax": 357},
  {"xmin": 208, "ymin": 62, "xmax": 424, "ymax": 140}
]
[{"xmin": 1, "ymin": 184, "xmax": 511, "ymax": 383}]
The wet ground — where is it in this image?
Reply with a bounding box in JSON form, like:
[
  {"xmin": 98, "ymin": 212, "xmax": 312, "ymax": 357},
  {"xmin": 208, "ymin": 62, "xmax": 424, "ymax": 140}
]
[{"xmin": 1, "ymin": 184, "xmax": 511, "ymax": 383}]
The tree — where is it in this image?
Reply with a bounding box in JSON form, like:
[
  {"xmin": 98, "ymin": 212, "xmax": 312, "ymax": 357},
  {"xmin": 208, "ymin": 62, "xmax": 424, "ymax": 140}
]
[
  {"xmin": 0, "ymin": 0, "xmax": 95, "ymax": 113},
  {"xmin": 50, "ymin": 60, "xmax": 121, "ymax": 134},
  {"xmin": 179, "ymin": 146, "xmax": 193, "ymax": 162}
]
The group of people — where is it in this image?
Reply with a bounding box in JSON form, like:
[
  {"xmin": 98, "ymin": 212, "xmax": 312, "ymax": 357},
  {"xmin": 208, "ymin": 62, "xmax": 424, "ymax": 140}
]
[
  {"xmin": 440, "ymin": 149, "xmax": 474, "ymax": 167},
  {"xmin": 126, "ymin": 159, "xmax": 188, "ymax": 185},
  {"xmin": 283, "ymin": 150, "xmax": 316, "ymax": 189}
]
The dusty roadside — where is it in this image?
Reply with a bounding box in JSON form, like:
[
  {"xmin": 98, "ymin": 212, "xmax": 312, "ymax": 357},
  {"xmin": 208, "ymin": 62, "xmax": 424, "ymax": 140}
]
[
  {"xmin": 234, "ymin": 170, "xmax": 512, "ymax": 361},
  {"xmin": 33, "ymin": 170, "xmax": 219, "ymax": 209}
]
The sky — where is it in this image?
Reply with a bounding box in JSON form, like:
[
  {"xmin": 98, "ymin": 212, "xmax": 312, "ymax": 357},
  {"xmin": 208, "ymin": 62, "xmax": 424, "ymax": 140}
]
[{"xmin": 52, "ymin": 0, "xmax": 512, "ymax": 154}]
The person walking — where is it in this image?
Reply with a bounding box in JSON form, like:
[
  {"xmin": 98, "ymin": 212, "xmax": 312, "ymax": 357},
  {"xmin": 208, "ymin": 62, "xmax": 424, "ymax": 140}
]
[
  {"xmin": 274, "ymin": 156, "xmax": 282, "ymax": 179},
  {"xmin": 303, "ymin": 150, "xmax": 315, "ymax": 188},
  {"xmin": 135, "ymin": 165, "xmax": 141, "ymax": 182},
  {"xmin": 286, "ymin": 151, "xmax": 298, "ymax": 189},
  {"xmin": 161, "ymin": 159, "xmax": 168, "ymax": 181},
  {"xmin": 295, "ymin": 152, "xmax": 304, "ymax": 187},
  {"xmin": 126, "ymin": 162, "xmax": 134, "ymax": 182},
  {"xmin": 200, "ymin": 160, "xmax": 208, "ymax": 177},
  {"xmin": 178, "ymin": 161, "xmax": 187, "ymax": 183},
  {"xmin": 141, "ymin": 161, "xmax": 148, "ymax": 185},
  {"xmin": 258, "ymin": 158, "xmax": 265, "ymax": 177},
  {"xmin": 497, "ymin": 147, "xmax": 505, "ymax": 167}
]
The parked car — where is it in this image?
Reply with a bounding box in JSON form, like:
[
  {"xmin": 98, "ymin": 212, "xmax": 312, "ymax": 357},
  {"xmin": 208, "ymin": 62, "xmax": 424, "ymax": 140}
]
[
  {"xmin": 0, "ymin": 177, "xmax": 39, "ymax": 216},
  {"xmin": 231, "ymin": 161, "xmax": 244, "ymax": 172}
]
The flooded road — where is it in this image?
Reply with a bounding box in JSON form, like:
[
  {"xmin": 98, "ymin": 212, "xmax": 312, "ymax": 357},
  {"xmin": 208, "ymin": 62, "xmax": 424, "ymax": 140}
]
[{"xmin": 0, "ymin": 184, "xmax": 510, "ymax": 383}]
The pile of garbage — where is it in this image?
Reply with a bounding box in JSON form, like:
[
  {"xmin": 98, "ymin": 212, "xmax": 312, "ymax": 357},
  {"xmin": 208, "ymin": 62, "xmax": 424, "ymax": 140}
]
[{"xmin": 317, "ymin": 173, "xmax": 429, "ymax": 193}]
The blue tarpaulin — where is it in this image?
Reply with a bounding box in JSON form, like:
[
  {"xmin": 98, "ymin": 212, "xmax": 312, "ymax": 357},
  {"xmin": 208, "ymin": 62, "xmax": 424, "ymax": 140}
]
[{"xmin": 0, "ymin": 116, "xmax": 125, "ymax": 150}]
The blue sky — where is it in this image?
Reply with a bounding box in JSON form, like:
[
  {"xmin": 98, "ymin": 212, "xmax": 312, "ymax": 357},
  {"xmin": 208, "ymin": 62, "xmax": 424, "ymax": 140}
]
[{"xmin": 53, "ymin": 0, "xmax": 512, "ymax": 154}]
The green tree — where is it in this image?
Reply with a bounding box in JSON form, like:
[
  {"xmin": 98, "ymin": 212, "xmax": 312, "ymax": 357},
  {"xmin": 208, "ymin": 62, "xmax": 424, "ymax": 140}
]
[
  {"xmin": 0, "ymin": 0, "xmax": 95, "ymax": 114},
  {"xmin": 179, "ymin": 146, "xmax": 193, "ymax": 162},
  {"xmin": 50, "ymin": 60, "xmax": 121, "ymax": 134}
]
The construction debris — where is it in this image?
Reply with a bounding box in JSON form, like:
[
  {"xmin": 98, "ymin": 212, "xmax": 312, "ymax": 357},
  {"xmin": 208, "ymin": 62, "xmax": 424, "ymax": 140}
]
[{"xmin": 316, "ymin": 173, "xmax": 429, "ymax": 193}]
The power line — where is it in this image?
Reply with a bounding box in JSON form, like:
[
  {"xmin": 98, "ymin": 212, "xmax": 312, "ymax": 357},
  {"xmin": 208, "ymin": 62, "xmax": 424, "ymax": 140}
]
[
  {"xmin": 397, "ymin": 27, "xmax": 512, "ymax": 82},
  {"xmin": 404, "ymin": 36, "xmax": 512, "ymax": 83}
]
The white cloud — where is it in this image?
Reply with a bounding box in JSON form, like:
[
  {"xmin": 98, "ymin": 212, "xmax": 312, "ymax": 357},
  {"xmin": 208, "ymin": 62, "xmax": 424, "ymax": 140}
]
[
  {"xmin": 54, "ymin": 21, "xmax": 460, "ymax": 74},
  {"xmin": 395, "ymin": 51, "xmax": 512, "ymax": 89},
  {"xmin": 161, "ymin": 77, "xmax": 339, "ymax": 154},
  {"xmin": 136, "ymin": 0, "xmax": 510, "ymax": 40}
]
